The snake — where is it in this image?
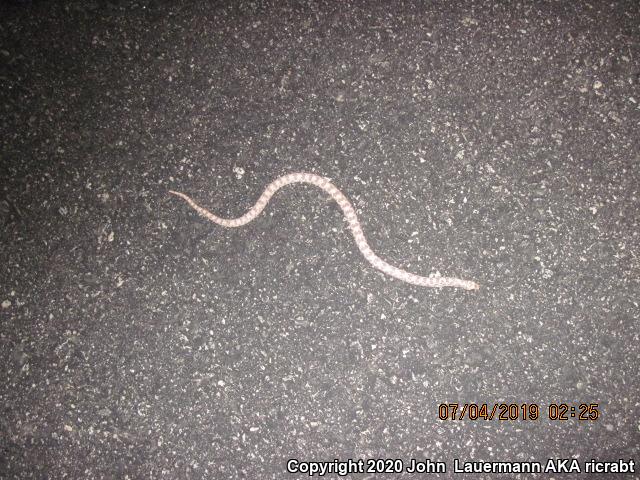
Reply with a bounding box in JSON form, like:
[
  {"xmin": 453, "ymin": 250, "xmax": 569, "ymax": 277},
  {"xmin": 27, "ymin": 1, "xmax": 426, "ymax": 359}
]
[{"xmin": 169, "ymin": 172, "xmax": 479, "ymax": 290}]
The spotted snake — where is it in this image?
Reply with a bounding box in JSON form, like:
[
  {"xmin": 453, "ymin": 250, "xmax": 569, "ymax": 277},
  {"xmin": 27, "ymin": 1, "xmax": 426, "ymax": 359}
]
[{"xmin": 170, "ymin": 173, "xmax": 479, "ymax": 290}]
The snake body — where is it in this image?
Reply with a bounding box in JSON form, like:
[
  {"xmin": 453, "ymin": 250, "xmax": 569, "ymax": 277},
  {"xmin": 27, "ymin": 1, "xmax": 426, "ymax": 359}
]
[{"xmin": 169, "ymin": 172, "xmax": 479, "ymax": 290}]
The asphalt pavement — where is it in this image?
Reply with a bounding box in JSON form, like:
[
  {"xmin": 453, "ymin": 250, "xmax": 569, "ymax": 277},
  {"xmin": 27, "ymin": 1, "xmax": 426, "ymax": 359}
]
[{"xmin": 1, "ymin": 1, "xmax": 639, "ymax": 478}]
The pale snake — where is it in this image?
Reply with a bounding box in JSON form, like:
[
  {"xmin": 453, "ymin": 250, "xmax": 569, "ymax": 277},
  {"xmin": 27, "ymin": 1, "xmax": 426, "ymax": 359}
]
[{"xmin": 169, "ymin": 172, "xmax": 479, "ymax": 290}]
